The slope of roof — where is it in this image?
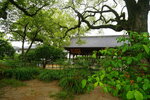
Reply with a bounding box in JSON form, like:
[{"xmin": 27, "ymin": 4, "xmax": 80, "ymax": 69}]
[{"xmin": 65, "ymin": 35, "xmax": 128, "ymax": 48}]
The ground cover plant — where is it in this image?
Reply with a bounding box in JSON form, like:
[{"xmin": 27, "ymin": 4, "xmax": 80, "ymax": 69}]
[
  {"xmin": 38, "ymin": 70, "xmax": 64, "ymax": 82},
  {"xmin": 59, "ymin": 68, "xmax": 91, "ymax": 94},
  {"xmin": 2, "ymin": 67, "xmax": 41, "ymax": 80},
  {"xmin": 82, "ymin": 32, "xmax": 150, "ymax": 100}
]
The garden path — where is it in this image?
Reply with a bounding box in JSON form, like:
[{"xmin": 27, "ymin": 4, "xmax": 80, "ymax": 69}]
[{"xmin": 0, "ymin": 80, "xmax": 120, "ymax": 100}]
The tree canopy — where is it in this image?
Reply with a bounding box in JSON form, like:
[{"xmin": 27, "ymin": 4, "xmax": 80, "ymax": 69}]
[
  {"xmin": 0, "ymin": 39, "xmax": 15, "ymax": 59},
  {"xmin": 0, "ymin": 0, "xmax": 55, "ymax": 19},
  {"xmin": 34, "ymin": 45, "xmax": 66, "ymax": 68}
]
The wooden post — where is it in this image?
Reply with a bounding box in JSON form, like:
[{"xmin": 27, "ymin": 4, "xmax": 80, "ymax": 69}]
[{"xmin": 69, "ymin": 52, "xmax": 71, "ymax": 60}]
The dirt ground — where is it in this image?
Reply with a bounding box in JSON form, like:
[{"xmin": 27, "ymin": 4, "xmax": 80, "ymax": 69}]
[{"xmin": 0, "ymin": 80, "xmax": 120, "ymax": 100}]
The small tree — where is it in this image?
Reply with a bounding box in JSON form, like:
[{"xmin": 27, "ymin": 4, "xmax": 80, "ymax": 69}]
[
  {"xmin": 35, "ymin": 45, "xmax": 66, "ymax": 69},
  {"xmin": 0, "ymin": 39, "xmax": 15, "ymax": 59}
]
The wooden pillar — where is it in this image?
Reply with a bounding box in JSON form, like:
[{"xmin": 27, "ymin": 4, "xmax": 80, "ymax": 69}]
[
  {"xmin": 69, "ymin": 52, "xmax": 71, "ymax": 60},
  {"xmin": 73, "ymin": 54, "xmax": 75, "ymax": 61}
]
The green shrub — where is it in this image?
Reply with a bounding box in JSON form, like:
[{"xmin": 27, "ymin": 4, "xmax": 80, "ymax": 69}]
[
  {"xmin": 1, "ymin": 59, "xmax": 23, "ymax": 68},
  {"xmin": 74, "ymin": 57, "xmax": 93, "ymax": 67},
  {"xmin": 59, "ymin": 68, "xmax": 91, "ymax": 94},
  {"xmin": 33, "ymin": 45, "xmax": 66, "ymax": 68},
  {"xmin": 59, "ymin": 76, "xmax": 86, "ymax": 94},
  {"xmin": 3, "ymin": 67, "xmax": 40, "ymax": 80},
  {"xmin": 38, "ymin": 70, "xmax": 63, "ymax": 82},
  {"xmin": 84, "ymin": 67, "xmax": 150, "ymax": 100},
  {"xmin": 63, "ymin": 68, "xmax": 91, "ymax": 78},
  {"xmin": 0, "ymin": 79, "xmax": 26, "ymax": 88},
  {"xmin": 83, "ymin": 32, "xmax": 150, "ymax": 100}
]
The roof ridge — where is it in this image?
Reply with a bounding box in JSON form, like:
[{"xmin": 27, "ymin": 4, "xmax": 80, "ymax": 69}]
[{"xmin": 71, "ymin": 35, "xmax": 128, "ymax": 38}]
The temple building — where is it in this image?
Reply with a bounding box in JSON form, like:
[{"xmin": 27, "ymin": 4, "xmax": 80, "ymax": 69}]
[{"xmin": 64, "ymin": 35, "xmax": 127, "ymax": 59}]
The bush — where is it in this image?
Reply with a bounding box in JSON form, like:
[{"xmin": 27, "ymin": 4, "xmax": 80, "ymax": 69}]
[
  {"xmin": 3, "ymin": 67, "xmax": 40, "ymax": 80},
  {"xmin": 85, "ymin": 67, "xmax": 150, "ymax": 100},
  {"xmin": 74, "ymin": 56, "xmax": 93, "ymax": 67},
  {"xmin": 59, "ymin": 68, "xmax": 91, "ymax": 94},
  {"xmin": 34, "ymin": 45, "xmax": 66, "ymax": 68},
  {"xmin": 59, "ymin": 76, "xmax": 86, "ymax": 94},
  {"xmin": 38, "ymin": 70, "xmax": 63, "ymax": 82},
  {"xmin": 84, "ymin": 32, "xmax": 150, "ymax": 100}
]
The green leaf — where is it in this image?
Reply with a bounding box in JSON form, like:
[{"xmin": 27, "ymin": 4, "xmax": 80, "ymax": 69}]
[
  {"xmin": 143, "ymin": 79, "xmax": 149, "ymax": 90},
  {"xmin": 122, "ymin": 47, "xmax": 127, "ymax": 53},
  {"xmin": 100, "ymin": 75, "xmax": 105, "ymax": 80},
  {"xmin": 81, "ymin": 79, "xmax": 87, "ymax": 88},
  {"xmin": 96, "ymin": 77, "xmax": 100, "ymax": 82},
  {"xmin": 116, "ymin": 84, "xmax": 121, "ymax": 90},
  {"xmin": 144, "ymin": 79, "xmax": 149, "ymax": 84},
  {"xmin": 133, "ymin": 83, "xmax": 139, "ymax": 89},
  {"xmin": 125, "ymin": 85, "xmax": 131, "ymax": 91},
  {"xmin": 127, "ymin": 57, "xmax": 132, "ymax": 65},
  {"xmin": 99, "ymin": 82, "xmax": 104, "ymax": 87},
  {"xmin": 143, "ymin": 45, "xmax": 149, "ymax": 54},
  {"xmin": 134, "ymin": 90, "xmax": 143, "ymax": 100},
  {"xmin": 111, "ymin": 61, "xmax": 117, "ymax": 67},
  {"xmin": 143, "ymin": 83, "xmax": 149, "ymax": 90},
  {"xmin": 126, "ymin": 91, "xmax": 134, "ymax": 99},
  {"xmin": 103, "ymin": 87, "xmax": 108, "ymax": 93},
  {"xmin": 94, "ymin": 82, "xmax": 98, "ymax": 87},
  {"xmin": 137, "ymin": 77, "xmax": 142, "ymax": 82},
  {"xmin": 92, "ymin": 53, "xmax": 96, "ymax": 58}
]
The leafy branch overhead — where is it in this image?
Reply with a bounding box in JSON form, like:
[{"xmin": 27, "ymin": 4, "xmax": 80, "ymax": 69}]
[
  {"xmin": 64, "ymin": 0, "xmax": 150, "ymax": 33},
  {"xmin": 0, "ymin": 0, "xmax": 55, "ymax": 19}
]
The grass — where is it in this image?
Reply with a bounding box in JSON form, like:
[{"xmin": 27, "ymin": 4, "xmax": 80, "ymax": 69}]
[
  {"xmin": 0, "ymin": 79, "xmax": 26, "ymax": 88},
  {"xmin": 3, "ymin": 67, "xmax": 41, "ymax": 80}
]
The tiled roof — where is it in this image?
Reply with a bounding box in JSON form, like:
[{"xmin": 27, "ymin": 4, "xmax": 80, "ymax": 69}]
[{"xmin": 65, "ymin": 35, "xmax": 128, "ymax": 48}]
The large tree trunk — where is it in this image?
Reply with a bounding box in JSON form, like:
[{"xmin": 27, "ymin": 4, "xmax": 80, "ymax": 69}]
[{"xmin": 125, "ymin": 0, "xmax": 149, "ymax": 33}]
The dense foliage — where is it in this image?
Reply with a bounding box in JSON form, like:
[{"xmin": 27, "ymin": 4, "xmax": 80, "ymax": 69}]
[
  {"xmin": 3, "ymin": 67, "xmax": 40, "ymax": 80},
  {"xmin": 38, "ymin": 70, "xmax": 63, "ymax": 82},
  {"xmin": 33, "ymin": 45, "xmax": 66, "ymax": 68},
  {"xmin": 0, "ymin": 39, "xmax": 15, "ymax": 59},
  {"xmin": 59, "ymin": 68, "xmax": 91, "ymax": 94},
  {"xmin": 82, "ymin": 32, "xmax": 150, "ymax": 100}
]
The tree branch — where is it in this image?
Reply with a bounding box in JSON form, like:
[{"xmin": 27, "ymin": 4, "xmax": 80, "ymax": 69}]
[
  {"xmin": 70, "ymin": 6, "xmax": 124, "ymax": 31},
  {"xmin": 8, "ymin": 0, "xmax": 48, "ymax": 17}
]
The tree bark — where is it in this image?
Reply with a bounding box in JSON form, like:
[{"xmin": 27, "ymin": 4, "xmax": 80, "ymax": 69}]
[{"xmin": 124, "ymin": 0, "xmax": 149, "ymax": 33}]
